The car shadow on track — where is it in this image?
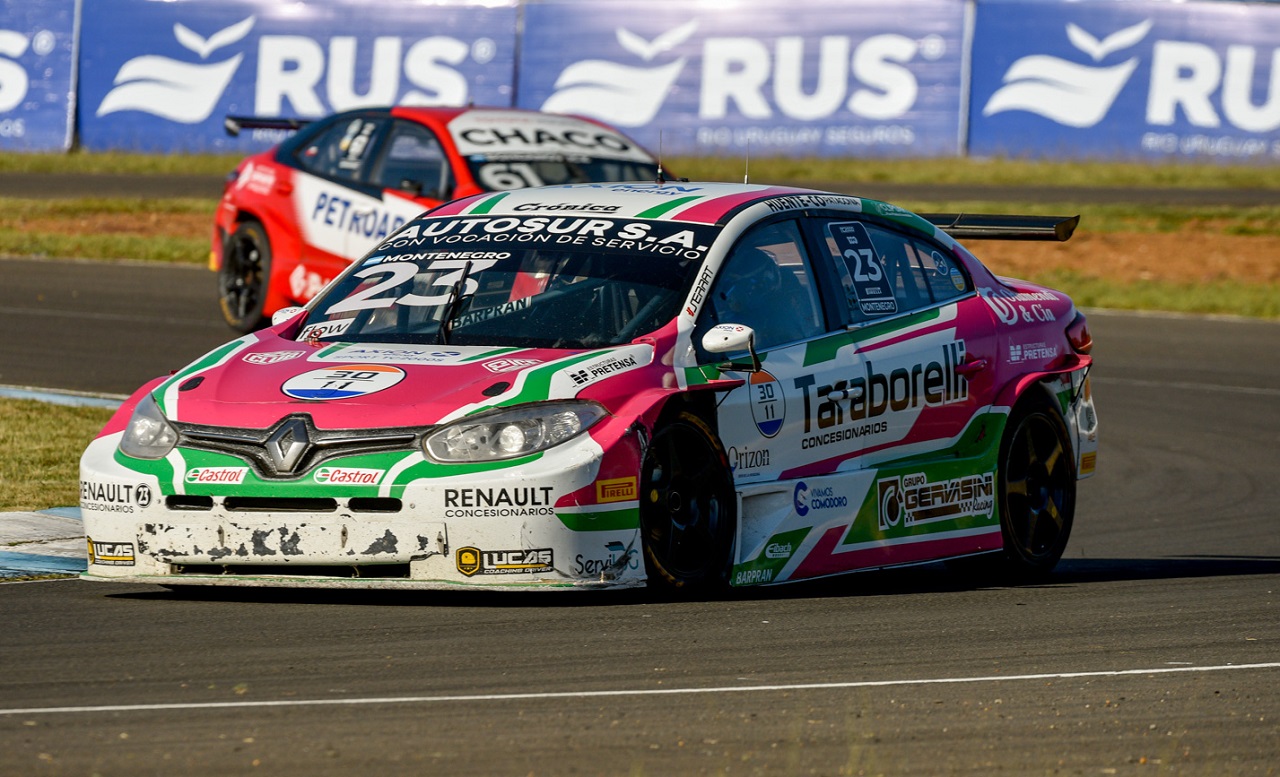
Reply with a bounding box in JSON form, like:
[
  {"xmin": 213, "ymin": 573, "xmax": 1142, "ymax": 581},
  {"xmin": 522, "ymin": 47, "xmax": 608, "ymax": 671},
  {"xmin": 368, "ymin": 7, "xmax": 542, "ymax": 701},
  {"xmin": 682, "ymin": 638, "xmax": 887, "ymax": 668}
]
[{"xmin": 98, "ymin": 554, "xmax": 1280, "ymax": 608}]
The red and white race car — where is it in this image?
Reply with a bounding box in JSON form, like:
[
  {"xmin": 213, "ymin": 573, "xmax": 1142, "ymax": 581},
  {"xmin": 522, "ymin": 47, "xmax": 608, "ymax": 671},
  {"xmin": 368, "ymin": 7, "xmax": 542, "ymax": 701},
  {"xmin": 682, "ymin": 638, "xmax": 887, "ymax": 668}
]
[{"xmin": 211, "ymin": 107, "xmax": 659, "ymax": 332}]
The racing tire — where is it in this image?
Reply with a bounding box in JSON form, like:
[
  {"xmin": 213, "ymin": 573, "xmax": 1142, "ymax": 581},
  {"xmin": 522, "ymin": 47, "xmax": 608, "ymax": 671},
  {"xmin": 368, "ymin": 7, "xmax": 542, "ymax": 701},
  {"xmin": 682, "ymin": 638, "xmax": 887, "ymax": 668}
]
[
  {"xmin": 992, "ymin": 390, "xmax": 1077, "ymax": 581},
  {"xmin": 218, "ymin": 220, "xmax": 272, "ymax": 333},
  {"xmin": 639, "ymin": 411, "xmax": 736, "ymax": 594}
]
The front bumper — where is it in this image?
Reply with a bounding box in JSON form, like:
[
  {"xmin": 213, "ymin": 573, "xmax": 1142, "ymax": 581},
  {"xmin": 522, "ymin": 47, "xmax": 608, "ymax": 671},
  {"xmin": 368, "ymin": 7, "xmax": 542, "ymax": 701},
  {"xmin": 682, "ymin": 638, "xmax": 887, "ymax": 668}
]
[{"xmin": 80, "ymin": 432, "xmax": 646, "ymax": 590}]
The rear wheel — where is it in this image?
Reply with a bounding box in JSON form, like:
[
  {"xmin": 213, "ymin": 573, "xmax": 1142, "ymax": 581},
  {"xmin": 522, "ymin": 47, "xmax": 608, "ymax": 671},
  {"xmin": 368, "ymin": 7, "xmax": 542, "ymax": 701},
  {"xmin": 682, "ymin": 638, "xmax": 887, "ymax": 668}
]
[
  {"xmin": 218, "ymin": 220, "xmax": 271, "ymax": 333},
  {"xmin": 639, "ymin": 411, "xmax": 735, "ymax": 593},
  {"xmin": 996, "ymin": 391, "xmax": 1076, "ymax": 579}
]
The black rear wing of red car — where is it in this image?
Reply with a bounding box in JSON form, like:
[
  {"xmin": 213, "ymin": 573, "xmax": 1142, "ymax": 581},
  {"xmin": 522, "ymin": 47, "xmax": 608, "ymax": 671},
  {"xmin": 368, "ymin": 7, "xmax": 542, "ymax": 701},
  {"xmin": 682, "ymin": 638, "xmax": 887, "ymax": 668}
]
[
  {"xmin": 921, "ymin": 213, "xmax": 1079, "ymax": 242},
  {"xmin": 224, "ymin": 115, "xmax": 313, "ymax": 137}
]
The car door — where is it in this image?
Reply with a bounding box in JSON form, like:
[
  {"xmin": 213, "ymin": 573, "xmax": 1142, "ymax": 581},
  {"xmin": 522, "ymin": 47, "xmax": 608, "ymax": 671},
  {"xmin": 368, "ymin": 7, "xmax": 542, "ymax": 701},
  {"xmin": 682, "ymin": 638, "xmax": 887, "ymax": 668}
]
[
  {"xmin": 692, "ymin": 218, "xmax": 852, "ymax": 486},
  {"xmin": 807, "ymin": 215, "xmax": 997, "ymax": 469}
]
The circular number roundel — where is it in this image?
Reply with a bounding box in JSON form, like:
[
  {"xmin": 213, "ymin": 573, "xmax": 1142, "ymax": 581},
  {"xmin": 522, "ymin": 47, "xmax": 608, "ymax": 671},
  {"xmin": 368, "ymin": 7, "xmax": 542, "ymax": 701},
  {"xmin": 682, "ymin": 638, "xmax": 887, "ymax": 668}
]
[
  {"xmin": 282, "ymin": 364, "xmax": 405, "ymax": 400},
  {"xmin": 749, "ymin": 370, "xmax": 785, "ymax": 438}
]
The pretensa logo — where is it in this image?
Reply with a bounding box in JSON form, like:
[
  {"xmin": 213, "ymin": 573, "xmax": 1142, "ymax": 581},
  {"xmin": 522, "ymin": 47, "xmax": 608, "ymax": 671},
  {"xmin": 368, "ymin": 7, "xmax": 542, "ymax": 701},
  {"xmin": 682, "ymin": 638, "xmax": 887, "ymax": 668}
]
[{"xmin": 596, "ymin": 477, "xmax": 637, "ymax": 503}]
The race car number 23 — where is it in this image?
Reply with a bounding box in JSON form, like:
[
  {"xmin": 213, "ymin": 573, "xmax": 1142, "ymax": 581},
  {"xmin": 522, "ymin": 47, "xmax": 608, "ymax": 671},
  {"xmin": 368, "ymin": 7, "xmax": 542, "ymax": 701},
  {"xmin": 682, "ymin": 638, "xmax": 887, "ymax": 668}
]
[{"xmin": 326, "ymin": 260, "xmax": 498, "ymax": 315}]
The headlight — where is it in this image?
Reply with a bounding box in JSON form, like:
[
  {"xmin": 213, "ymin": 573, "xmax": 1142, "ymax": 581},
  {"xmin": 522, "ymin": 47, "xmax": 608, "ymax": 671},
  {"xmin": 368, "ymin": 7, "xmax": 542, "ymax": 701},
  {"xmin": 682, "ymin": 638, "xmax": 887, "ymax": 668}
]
[
  {"xmin": 119, "ymin": 394, "xmax": 179, "ymax": 459},
  {"xmin": 424, "ymin": 402, "xmax": 608, "ymax": 463}
]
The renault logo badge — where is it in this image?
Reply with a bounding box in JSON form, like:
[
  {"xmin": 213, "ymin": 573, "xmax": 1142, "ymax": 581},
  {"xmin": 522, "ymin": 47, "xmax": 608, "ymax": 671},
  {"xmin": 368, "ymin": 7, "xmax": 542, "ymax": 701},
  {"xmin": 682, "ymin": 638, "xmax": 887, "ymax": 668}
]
[{"xmin": 266, "ymin": 418, "xmax": 310, "ymax": 474}]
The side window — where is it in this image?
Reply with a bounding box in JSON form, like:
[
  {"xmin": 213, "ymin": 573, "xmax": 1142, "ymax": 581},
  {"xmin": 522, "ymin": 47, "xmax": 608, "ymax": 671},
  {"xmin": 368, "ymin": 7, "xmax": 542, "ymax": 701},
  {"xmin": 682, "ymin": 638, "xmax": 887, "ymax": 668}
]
[
  {"xmin": 294, "ymin": 116, "xmax": 385, "ymax": 183},
  {"xmin": 370, "ymin": 121, "xmax": 449, "ymax": 199},
  {"xmin": 915, "ymin": 243, "xmax": 970, "ymax": 305},
  {"xmin": 698, "ymin": 220, "xmax": 825, "ymax": 355},
  {"xmin": 821, "ymin": 219, "xmax": 970, "ymax": 325}
]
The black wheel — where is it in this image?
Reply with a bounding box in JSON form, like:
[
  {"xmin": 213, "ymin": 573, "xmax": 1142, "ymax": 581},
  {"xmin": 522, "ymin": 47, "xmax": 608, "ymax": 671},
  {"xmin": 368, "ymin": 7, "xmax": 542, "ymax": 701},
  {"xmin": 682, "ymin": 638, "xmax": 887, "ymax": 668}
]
[
  {"xmin": 996, "ymin": 391, "xmax": 1076, "ymax": 579},
  {"xmin": 639, "ymin": 411, "xmax": 736, "ymax": 593},
  {"xmin": 218, "ymin": 220, "xmax": 271, "ymax": 333}
]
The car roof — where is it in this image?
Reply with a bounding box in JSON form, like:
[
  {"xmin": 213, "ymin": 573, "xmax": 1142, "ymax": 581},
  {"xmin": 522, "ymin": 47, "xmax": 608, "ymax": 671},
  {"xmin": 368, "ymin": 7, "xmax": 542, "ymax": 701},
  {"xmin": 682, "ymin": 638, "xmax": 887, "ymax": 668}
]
[
  {"xmin": 427, "ymin": 181, "xmax": 937, "ymax": 234},
  {"xmin": 389, "ymin": 105, "xmax": 656, "ymax": 162}
]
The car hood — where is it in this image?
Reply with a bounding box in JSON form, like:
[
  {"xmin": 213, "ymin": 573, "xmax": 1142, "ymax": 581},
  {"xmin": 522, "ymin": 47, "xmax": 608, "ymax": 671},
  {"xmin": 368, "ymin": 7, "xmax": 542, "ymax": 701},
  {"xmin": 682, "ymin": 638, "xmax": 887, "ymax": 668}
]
[{"xmin": 150, "ymin": 335, "xmax": 656, "ymax": 430}]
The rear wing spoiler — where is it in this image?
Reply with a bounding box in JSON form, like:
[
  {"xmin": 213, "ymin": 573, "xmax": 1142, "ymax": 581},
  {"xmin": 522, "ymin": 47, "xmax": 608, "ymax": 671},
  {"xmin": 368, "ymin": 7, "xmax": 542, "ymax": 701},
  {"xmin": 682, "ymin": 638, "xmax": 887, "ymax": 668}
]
[
  {"xmin": 224, "ymin": 115, "xmax": 313, "ymax": 137},
  {"xmin": 921, "ymin": 213, "xmax": 1079, "ymax": 242}
]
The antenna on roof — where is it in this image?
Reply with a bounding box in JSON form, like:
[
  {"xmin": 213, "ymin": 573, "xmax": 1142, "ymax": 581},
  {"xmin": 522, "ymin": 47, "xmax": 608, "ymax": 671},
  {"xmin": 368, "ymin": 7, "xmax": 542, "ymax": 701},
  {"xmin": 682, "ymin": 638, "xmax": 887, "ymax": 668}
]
[
  {"xmin": 656, "ymin": 131, "xmax": 667, "ymax": 185},
  {"xmin": 743, "ymin": 140, "xmax": 750, "ymax": 184}
]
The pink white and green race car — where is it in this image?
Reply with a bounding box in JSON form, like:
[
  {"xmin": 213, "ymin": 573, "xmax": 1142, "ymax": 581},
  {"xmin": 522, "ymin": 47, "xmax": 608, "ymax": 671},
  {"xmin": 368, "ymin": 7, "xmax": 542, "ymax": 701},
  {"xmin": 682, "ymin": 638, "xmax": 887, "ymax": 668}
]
[{"xmin": 80, "ymin": 181, "xmax": 1098, "ymax": 592}]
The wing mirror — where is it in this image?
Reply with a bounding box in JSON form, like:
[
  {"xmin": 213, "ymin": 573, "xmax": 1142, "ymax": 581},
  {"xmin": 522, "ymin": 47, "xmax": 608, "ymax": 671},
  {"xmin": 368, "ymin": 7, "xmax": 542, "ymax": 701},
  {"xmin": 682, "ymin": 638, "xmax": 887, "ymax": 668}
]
[
  {"xmin": 271, "ymin": 306, "xmax": 305, "ymax": 326},
  {"xmin": 701, "ymin": 324, "xmax": 761, "ymax": 373}
]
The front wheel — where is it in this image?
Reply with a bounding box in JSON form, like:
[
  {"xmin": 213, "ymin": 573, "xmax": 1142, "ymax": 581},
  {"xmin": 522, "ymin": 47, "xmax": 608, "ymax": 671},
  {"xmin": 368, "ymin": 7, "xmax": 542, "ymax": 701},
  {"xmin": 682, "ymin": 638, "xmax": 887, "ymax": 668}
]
[
  {"xmin": 218, "ymin": 220, "xmax": 272, "ymax": 333},
  {"xmin": 639, "ymin": 411, "xmax": 736, "ymax": 593},
  {"xmin": 997, "ymin": 391, "xmax": 1077, "ymax": 579}
]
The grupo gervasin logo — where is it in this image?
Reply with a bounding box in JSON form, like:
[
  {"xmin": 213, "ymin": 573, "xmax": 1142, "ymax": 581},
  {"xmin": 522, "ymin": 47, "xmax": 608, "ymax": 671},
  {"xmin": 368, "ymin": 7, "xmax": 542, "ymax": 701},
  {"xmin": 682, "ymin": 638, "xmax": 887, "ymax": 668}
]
[
  {"xmin": 983, "ymin": 19, "xmax": 1152, "ymax": 128},
  {"xmin": 541, "ymin": 20, "xmax": 697, "ymax": 127},
  {"xmin": 97, "ymin": 16, "xmax": 255, "ymax": 123}
]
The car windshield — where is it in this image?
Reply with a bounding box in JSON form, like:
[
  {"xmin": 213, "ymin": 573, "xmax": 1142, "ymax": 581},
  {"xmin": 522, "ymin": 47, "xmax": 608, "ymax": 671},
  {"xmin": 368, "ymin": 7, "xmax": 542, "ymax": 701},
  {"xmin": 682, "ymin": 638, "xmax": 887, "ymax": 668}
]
[
  {"xmin": 466, "ymin": 156, "xmax": 655, "ymax": 190},
  {"xmin": 299, "ymin": 215, "xmax": 718, "ymax": 349}
]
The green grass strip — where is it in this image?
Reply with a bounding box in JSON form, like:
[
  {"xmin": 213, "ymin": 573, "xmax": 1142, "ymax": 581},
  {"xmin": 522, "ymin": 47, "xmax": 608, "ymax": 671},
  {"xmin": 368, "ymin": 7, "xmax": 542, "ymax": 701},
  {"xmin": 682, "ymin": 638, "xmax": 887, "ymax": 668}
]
[{"xmin": 0, "ymin": 400, "xmax": 113, "ymax": 512}]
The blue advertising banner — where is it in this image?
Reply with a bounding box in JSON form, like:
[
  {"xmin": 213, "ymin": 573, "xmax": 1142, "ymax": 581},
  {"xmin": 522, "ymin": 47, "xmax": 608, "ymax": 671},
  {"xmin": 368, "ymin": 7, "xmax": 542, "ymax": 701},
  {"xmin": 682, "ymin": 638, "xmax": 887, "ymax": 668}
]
[
  {"xmin": 0, "ymin": 0, "xmax": 77, "ymax": 151},
  {"xmin": 77, "ymin": 0, "xmax": 519, "ymax": 153},
  {"xmin": 517, "ymin": 0, "xmax": 967, "ymax": 158},
  {"xmin": 970, "ymin": 0, "xmax": 1280, "ymax": 162}
]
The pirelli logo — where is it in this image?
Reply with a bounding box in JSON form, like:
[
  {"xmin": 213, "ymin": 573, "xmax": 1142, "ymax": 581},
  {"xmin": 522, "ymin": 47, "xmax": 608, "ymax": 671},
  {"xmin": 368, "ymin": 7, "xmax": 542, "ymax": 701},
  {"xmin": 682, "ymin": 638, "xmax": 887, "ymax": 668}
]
[
  {"xmin": 596, "ymin": 477, "xmax": 637, "ymax": 504},
  {"xmin": 1081, "ymin": 451, "xmax": 1097, "ymax": 475}
]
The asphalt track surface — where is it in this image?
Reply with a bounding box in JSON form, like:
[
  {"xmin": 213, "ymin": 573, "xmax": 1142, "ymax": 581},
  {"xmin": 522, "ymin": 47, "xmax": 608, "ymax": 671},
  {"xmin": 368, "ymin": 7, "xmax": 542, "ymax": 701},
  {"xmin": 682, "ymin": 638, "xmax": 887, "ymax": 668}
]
[{"xmin": 1, "ymin": 252, "xmax": 1278, "ymax": 774}]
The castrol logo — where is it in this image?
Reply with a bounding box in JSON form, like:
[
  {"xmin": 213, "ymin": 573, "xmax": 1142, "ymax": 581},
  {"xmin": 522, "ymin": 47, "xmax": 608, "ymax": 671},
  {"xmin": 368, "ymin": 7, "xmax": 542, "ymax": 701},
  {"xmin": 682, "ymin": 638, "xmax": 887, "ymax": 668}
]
[
  {"xmin": 314, "ymin": 467, "xmax": 385, "ymax": 485},
  {"xmin": 185, "ymin": 467, "xmax": 249, "ymax": 484}
]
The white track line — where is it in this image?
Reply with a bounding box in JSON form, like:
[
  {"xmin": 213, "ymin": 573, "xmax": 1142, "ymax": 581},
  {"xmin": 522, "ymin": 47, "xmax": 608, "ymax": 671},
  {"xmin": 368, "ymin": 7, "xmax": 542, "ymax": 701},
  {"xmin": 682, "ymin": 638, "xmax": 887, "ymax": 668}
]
[{"xmin": 3, "ymin": 662, "xmax": 1277, "ymax": 717}]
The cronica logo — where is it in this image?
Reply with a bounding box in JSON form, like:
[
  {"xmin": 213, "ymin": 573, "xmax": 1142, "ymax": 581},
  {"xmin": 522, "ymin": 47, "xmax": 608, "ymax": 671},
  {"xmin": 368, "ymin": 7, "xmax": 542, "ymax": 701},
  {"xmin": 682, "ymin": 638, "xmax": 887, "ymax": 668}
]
[
  {"xmin": 984, "ymin": 19, "xmax": 1152, "ymax": 128},
  {"xmin": 541, "ymin": 21, "xmax": 697, "ymax": 127},
  {"xmin": 97, "ymin": 17, "xmax": 255, "ymax": 123}
]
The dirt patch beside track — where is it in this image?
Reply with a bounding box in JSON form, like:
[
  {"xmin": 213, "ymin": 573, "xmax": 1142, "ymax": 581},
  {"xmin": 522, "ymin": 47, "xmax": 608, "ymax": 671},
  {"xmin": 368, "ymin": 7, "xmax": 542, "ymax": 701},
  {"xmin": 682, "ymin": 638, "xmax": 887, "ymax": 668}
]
[{"xmin": 10, "ymin": 211, "xmax": 209, "ymax": 239}]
